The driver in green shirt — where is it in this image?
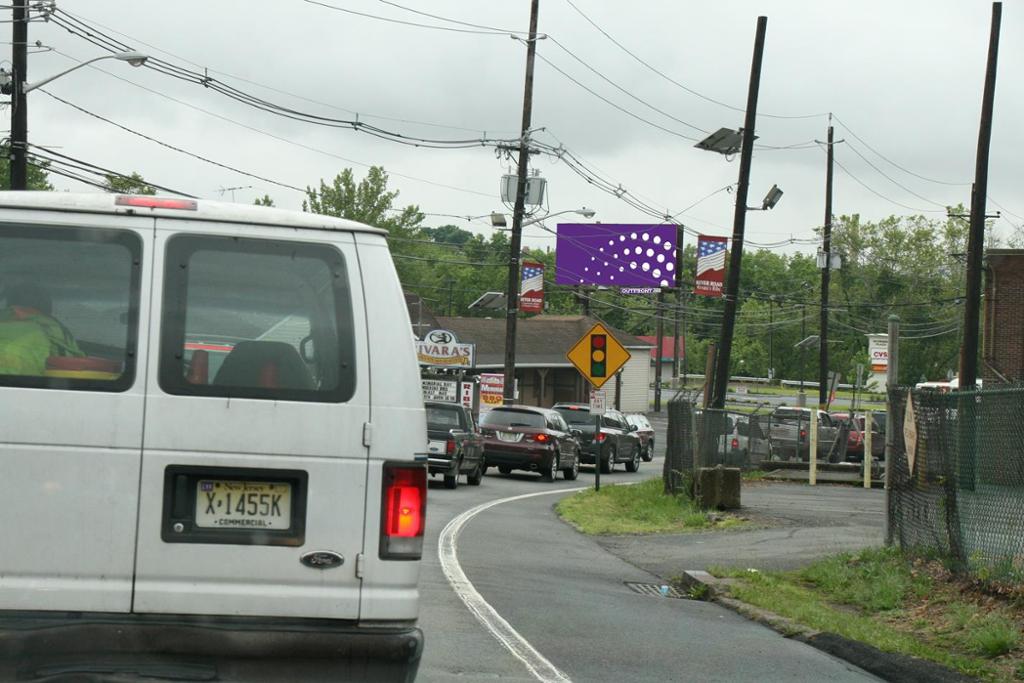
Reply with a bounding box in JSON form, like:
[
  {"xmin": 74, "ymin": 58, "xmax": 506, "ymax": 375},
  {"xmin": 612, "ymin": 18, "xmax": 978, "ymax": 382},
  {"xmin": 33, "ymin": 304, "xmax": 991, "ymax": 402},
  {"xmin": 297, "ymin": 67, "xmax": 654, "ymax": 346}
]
[{"xmin": 0, "ymin": 283, "xmax": 83, "ymax": 376}]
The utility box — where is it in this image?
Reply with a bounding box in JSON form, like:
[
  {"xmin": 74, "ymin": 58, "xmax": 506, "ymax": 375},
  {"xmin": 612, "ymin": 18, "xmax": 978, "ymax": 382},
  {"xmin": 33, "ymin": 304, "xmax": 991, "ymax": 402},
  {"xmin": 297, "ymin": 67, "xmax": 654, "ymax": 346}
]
[{"xmin": 500, "ymin": 175, "xmax": 546, "ymax": 206}]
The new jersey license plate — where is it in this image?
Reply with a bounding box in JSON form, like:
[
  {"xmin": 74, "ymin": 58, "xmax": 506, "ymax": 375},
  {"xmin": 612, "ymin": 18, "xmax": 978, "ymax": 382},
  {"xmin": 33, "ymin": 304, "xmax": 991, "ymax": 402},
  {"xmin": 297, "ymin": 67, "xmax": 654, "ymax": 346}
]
[{"xmin": 195, "ymin": 480, "xmax": 292, "ymax": 530}]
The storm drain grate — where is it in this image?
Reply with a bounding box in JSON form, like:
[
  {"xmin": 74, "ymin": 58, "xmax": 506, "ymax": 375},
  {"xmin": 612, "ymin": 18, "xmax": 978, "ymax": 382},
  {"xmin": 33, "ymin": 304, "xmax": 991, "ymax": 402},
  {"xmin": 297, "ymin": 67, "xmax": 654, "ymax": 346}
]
[{"xmin": 625, "ymin": 581, "xmax": 686, "ymax": 599}]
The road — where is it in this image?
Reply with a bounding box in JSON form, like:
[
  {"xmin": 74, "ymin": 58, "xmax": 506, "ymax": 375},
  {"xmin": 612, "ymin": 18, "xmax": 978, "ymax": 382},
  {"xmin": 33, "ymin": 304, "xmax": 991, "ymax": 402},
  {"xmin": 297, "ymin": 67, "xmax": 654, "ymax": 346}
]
[{"xmin": 416, "ymin": 420, "xmax": 880, "ymax": 682}]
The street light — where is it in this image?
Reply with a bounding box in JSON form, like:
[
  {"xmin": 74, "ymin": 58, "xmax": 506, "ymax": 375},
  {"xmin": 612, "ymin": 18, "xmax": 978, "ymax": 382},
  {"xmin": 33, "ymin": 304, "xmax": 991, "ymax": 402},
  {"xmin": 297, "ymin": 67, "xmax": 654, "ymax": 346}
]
[
  {"xmin": 491, "ymin": 206, "xmax": 595, "ymax": 229},
  {"xmin": 7, "ymin": 50, "xmax": 150, "ymax": 190}
]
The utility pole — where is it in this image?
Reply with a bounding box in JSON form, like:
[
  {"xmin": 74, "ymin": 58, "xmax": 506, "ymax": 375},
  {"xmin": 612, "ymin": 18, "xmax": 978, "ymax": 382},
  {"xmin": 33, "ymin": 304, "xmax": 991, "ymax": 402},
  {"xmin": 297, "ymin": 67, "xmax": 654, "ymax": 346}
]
[
  {"xmin": 672, "ymin": 225, "xmax": 683, "ymax": 381},
  {"xmin": 960, "ymin": 1, "xmax": 1001, "ymax": 390},
  {"xmin": 501, "ymin": 0, "xmax": 540, "ymax": 404},
  {"xmin": 446, "ymin": 278, "xmax": 455, "ymax": 317},
  {"xmin": 10, "ymin": 1, "xmax": 28, "ymax": 190},
  {"xmin": 819, "ymin": 121, "xmax": 835, "ymax": 407},
  {"xmin": 798, "ymin": 304, "xmax": 807, "ymax": 405},
  {"xmin": 711, "ymin": 16, "xmax": 767, "ymax": 410},
  {"xmin": 768, "ymin": 297, "xmax": 774, "ymax": 382},
  {"xmin": 653, "ymin": 290, "xmax": 665, "ymax": 412}
]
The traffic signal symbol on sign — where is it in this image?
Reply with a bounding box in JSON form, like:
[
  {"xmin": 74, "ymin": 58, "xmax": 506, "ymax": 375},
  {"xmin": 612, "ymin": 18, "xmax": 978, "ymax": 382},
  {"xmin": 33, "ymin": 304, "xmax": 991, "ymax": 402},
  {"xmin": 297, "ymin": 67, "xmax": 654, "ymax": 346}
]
[
  {"xmin": 566, "ymin": 323, "xmax": 631, "ymax": 389},
  {"xmin": 591, "ymin": 334, "xmax": 607, "ymax": 377}
]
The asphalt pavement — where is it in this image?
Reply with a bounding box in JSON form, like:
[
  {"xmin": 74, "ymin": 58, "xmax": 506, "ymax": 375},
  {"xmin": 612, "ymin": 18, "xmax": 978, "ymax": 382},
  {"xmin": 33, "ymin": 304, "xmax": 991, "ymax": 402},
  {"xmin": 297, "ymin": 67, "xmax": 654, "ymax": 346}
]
[{"xmin": 416, "ymin": 412, "xmax": 882, "ymax": 682}]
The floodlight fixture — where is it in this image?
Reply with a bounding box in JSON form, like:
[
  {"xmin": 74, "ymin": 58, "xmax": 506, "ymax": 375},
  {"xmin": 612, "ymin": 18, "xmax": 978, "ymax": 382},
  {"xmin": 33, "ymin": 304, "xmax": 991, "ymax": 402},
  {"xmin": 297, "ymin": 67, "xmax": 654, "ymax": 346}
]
[
  {"xmin": 469, "ymin": 291, "xmax": 507, "ymax": 310},
  {"xmin": 794, "ymin": 335, "xmax": 820, "ymax": 350},
  {"xmin": 694, "ymin": 127, "xmax": 757, "ymax": 156},
  {"xmin": 762, "ymin": 184, "xmax": 784, "ymax": 210}
]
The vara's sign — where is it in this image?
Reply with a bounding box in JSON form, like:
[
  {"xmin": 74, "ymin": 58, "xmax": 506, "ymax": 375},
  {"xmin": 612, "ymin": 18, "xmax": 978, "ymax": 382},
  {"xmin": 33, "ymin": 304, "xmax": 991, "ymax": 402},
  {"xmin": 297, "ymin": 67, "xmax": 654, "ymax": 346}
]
[{"xmin": 416, "ymin": 329, "xmax": 476, "ymax": 368}]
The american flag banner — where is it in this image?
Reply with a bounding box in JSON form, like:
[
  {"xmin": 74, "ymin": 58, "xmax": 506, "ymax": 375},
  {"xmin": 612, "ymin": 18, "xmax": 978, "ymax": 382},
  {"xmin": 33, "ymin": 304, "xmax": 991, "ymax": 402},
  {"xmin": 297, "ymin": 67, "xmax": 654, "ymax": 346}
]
[
  {"xmin": 694, "ymin": 235, "xmax": 728, "ymax": 297},
  {"xmin": 519, "ymin": 261, "xmax": 545, "ymax": 313}
]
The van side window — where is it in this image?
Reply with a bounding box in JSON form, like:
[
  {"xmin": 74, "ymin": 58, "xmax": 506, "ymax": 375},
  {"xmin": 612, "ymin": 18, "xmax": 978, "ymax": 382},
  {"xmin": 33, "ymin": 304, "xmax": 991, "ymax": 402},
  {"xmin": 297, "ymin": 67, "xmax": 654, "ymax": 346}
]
[
  {"xmin": 0, "ymin": 224, "xmax": 141, "ymax": 392},
  {"xmin": 159, "ymin": 234, "xmax": 356, "ymax": 403}
]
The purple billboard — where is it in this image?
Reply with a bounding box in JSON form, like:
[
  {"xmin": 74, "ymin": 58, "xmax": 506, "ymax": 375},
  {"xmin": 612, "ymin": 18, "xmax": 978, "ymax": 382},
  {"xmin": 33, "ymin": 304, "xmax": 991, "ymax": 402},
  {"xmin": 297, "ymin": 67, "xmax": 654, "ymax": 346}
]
[{"xmin": 555, "ymin": 224, "xmax": 677, "ymax": 287}]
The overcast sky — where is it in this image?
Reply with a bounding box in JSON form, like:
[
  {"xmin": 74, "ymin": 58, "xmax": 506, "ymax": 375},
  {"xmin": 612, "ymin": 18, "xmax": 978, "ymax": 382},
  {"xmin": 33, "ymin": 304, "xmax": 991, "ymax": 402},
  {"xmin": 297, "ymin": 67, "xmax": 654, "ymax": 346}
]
[{"xmin": 5, "ymin": 1, "xmax": 1022, "ymax": 253}]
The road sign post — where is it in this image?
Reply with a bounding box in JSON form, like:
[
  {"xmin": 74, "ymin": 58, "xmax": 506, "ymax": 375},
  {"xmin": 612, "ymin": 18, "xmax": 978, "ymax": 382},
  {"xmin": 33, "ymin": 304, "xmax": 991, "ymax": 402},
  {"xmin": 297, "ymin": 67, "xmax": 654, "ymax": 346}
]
[
  {"xmin": 567, "ymin": 323, "xmax": 631, "ymax": 492},
  {"xmin": 589, "ymin": 388, "xmax": 606, "ymax": 491}
]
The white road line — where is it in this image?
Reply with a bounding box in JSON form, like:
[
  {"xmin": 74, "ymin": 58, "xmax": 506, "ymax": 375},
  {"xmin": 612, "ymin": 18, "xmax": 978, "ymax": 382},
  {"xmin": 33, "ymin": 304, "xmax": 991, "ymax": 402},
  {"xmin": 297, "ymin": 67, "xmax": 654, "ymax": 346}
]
[{"xmin": 438, "ymin": 486, "xmax": 585, "ymax": 683}]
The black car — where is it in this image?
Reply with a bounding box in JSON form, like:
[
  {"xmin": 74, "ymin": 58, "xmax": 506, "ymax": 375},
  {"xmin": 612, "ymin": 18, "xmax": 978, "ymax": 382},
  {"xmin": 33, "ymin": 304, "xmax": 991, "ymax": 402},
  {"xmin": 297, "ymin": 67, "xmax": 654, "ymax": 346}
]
[
  {"xmin": 479, "ymin": 405, "xmax": 581, "ymax": 482},
  {"xmin": 425, "ymin": 401, "xmax": 484, "ymax": 489},
  {"xmin": 552, "ymin": 404, "xmax": 643, "ymax": 474}
]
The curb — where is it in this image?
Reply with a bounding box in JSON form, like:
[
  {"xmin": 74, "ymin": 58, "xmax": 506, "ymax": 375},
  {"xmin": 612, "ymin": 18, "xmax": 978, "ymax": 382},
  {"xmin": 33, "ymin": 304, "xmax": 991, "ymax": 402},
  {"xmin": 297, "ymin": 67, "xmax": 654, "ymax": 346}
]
[{"xmin": 676, "ymin": 571, "xmax": 974, "ymax": 683}]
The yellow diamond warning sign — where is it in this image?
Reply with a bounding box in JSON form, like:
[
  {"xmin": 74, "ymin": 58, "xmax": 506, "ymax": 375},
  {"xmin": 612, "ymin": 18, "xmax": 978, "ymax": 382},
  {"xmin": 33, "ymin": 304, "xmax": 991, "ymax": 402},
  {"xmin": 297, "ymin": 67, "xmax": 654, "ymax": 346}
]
[{"xmin": 566, "ymin": 323, "xmax": 631, "ymax": 389}]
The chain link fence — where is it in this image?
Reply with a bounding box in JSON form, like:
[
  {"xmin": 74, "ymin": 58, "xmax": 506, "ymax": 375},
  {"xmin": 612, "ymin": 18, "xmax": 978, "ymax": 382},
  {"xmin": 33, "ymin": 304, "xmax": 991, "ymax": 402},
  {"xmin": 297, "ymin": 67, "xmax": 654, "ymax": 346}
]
[
  {"xmin": 889, "ymin": 385, "xmax": 1024, "ymax": 579},
  {"xmin": 664, "ymin": 392, "xmax": 773, "ymax": 495}
]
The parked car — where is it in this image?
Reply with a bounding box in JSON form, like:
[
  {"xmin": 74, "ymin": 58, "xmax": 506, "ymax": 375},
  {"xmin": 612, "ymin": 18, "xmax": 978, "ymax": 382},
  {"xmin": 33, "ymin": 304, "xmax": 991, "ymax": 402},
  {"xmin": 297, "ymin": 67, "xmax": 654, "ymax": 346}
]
[
  {"xmin": 425, "ymin": 400, "xmax": 484, "ymax": 489},
  {"xmin": 831, "ymin": 412, "xmax": 884, "ymax": 463},
  {"xmin": 769, "ymin": 407, "xmax": 841, "ymax": 462},
  {"xmin": 0, "ymin": 193, "xmax": 425, "ymax": 678},
  {"xmin": 552, "ymin": 404, "xmax": 643, "ymax": 474},
  {"xmin": 625, "ymin": 413, "xmax": 656, "ymax": 461},
  {"xmin": 479, "ymin": 405, "xmax": 581, "ymax": 481}
]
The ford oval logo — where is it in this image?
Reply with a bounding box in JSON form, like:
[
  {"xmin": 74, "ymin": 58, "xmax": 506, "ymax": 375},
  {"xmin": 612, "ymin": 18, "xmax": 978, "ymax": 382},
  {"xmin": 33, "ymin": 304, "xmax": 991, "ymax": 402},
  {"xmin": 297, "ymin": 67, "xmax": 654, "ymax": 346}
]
[{"xmin": 301, "ymin": 551, "xmax": 344, "ymax": 569}]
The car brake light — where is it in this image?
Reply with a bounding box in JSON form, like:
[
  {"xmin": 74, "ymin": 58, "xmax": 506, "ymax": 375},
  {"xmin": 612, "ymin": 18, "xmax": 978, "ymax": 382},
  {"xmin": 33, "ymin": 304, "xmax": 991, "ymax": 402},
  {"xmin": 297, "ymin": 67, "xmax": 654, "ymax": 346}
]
[
  {"xmin": 596, "ymin": 433, "xmax": 606, "ymax": 442},
  {"xmin": 800, "ymin": 430, "xmax": 807, "ymax": 439},
  {"xmin": 115, "ymin": 195, "xmax": 198, "ymax": 210},
  {"xmin": 731, "ymin": 438, "xmax": 739, "ymax": 449},
  {"xmin": 380, "ymin": 463, "xmax": 426, "ymax": 560},
  {"xmin": 446, "ymin": 438, "xmax": 456, "ymax": 455},
  {"xmin": 533, "ymin": 433, "xmax": 550, "ymax": 443}
]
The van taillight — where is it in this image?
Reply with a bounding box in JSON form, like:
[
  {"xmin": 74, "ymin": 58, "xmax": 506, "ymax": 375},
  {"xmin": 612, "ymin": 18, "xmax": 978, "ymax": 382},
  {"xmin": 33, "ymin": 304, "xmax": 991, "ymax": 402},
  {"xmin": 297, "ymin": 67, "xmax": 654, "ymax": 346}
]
[
  {"xmin": 800, "ymin": 430, "xmax": 807, "ymax": 439},
  {"xmin": 596, "ymin": 433, "xmax": 606, "ymax": 442},
  {"xmin": 731, "ymin": 438, "xmax": 739, "ymax": 449},
  {"xmin": 446, "ymin": 439, "xmax": 456, "ymax": 455},
  {"xmin": 380, "ymin": 463, "xmax": 426, "ymax": 560}
]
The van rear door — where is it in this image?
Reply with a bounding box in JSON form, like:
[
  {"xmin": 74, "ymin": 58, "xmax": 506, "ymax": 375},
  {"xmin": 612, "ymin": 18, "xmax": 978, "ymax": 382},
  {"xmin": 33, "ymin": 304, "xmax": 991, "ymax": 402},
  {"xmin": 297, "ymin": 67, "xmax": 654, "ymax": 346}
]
[
  {"xmin": 0, "ymin": 212, "xmax": 151, "ymax": 612},
  {"xmin": 132, "ymin": 221, "xmax": 370, "ymax": 619}
]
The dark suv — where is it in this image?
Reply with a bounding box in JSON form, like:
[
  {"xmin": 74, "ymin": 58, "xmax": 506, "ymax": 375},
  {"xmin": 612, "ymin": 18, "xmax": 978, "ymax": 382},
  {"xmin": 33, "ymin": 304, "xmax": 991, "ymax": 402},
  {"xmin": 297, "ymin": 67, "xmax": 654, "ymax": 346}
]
[
  {"xmin": 479, "ymin": 405, "xmax": 581, "ymax": 482},
  {"xmin": 425, "ymin": 401, "xmax": 484, "ymax": 489},
  {"xmin": 552, "ymin": 404, "xmax": 642, "ymax": 474}
]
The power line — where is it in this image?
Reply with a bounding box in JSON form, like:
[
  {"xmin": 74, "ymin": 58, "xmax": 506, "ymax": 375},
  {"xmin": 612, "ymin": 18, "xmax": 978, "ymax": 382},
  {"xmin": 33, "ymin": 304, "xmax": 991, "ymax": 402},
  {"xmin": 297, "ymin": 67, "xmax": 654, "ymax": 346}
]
[
  {"xmin": 50, "ymin": 11, "xmax": 518, "ymax": 150},
  {"xmin": 39, "ymin": 89, "xmax": 307, "ymax": 194},
  {"xmin": 43, "ymin": 47, "xmax": 496, "ymax": 199},
  {"xmin": 26, "ymin": 144, "xmax": 195, "ymax": 197},
  {"xmin": 831, "ymin": 114, "xmax": 967, "ymax": 187},
  {"xmin": 561, "ymin": 0, "xmax": 827, "ymax": 121},
  {"xmin": 832, "ymin": 156, "xmax": 945, "ymax": 214},
  {"xmin": 529, "ymin": 48, "xmax": 701, "ymax": 142},
  {"xmin": 299, "ymin": 0, "xmax": 512, "ymax": 35},
  {"xmin": 57, "ymin": 8, "xmax": 507, "ymax": 137}
]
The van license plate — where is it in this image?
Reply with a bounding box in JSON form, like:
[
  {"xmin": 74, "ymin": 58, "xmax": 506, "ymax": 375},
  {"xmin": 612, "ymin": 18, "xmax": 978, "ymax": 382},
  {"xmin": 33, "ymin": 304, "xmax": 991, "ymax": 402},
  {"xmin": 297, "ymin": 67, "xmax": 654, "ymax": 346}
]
[{"xmin": 194, "ymin": 480, "xmax": 292, "ymax": 530}]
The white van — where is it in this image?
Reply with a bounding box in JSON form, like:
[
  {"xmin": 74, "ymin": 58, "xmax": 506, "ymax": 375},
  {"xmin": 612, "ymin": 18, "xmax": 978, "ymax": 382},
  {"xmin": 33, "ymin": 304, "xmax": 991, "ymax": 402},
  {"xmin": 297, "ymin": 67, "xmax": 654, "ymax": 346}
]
[{"xmin": 0, "ymin": 193, "xmax": 426, "ymax": 681}]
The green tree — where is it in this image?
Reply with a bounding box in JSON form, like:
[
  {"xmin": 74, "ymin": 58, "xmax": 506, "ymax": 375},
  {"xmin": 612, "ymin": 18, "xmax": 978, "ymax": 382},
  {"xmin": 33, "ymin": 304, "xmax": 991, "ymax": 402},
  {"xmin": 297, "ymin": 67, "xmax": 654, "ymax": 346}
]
[
  {"xmin": 104, "ymin": 171, "xmax": 155, "ymax": 195},
  {"xmin": 1, "ymin": 145, "xmax": 53, "ymax": 190},
  {"xmin": 304, "ymin": 166, "xmax": 422, "ymax": 237},
  {"xmin": 253, "ymin": 194, "xmax": 275, "ymax": 207}
]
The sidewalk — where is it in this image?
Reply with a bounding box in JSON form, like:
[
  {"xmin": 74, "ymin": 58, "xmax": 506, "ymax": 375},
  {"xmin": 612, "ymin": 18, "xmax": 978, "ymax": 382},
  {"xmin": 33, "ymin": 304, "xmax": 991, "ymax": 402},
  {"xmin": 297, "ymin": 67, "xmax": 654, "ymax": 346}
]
[{"xmin": 596, "ymin": 481, "xmax": 885, "ymax": 577}]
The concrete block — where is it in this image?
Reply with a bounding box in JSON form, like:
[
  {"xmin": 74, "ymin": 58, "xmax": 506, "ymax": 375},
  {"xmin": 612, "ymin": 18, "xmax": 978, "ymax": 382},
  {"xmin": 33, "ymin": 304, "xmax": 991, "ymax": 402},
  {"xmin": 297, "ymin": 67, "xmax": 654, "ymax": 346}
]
[{"xmin": 695, "ymin": 465, "xmax": 741, "ymax": 510}]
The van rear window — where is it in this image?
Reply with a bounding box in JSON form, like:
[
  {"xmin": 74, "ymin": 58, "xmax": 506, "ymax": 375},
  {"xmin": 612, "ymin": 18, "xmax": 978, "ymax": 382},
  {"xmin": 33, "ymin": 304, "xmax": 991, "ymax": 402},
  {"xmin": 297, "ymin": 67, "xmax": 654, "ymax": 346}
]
[
  {"xmin": 0, "ymin": 224, "xmax": 141, "ymax": 392},
  {"xmin": 480, "ymin": 410, "xmax": 546, "ymax": 428},
  {"xmin": 159, "ymin": 234, "xmax": 356, "ymax": 403}
]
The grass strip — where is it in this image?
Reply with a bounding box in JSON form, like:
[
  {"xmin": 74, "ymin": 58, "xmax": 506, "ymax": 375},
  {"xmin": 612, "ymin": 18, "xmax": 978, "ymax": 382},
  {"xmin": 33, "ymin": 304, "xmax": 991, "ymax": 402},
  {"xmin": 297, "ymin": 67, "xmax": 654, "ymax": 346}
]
[
  {"xmin": 705, "ymin": 547, "xmax": 1019, "ymax": 679},
  {"xmin": 555, "ymin": 478, "xmax": 745, "ymax": 535}
]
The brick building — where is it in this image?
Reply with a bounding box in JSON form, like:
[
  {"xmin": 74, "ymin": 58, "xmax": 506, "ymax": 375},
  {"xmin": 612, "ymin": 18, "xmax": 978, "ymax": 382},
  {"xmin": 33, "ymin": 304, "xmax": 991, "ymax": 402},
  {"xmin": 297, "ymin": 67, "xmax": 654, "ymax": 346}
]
[{"xmin": 982, "ymin": 249, "xmax": 1024, "ymax": 384}]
